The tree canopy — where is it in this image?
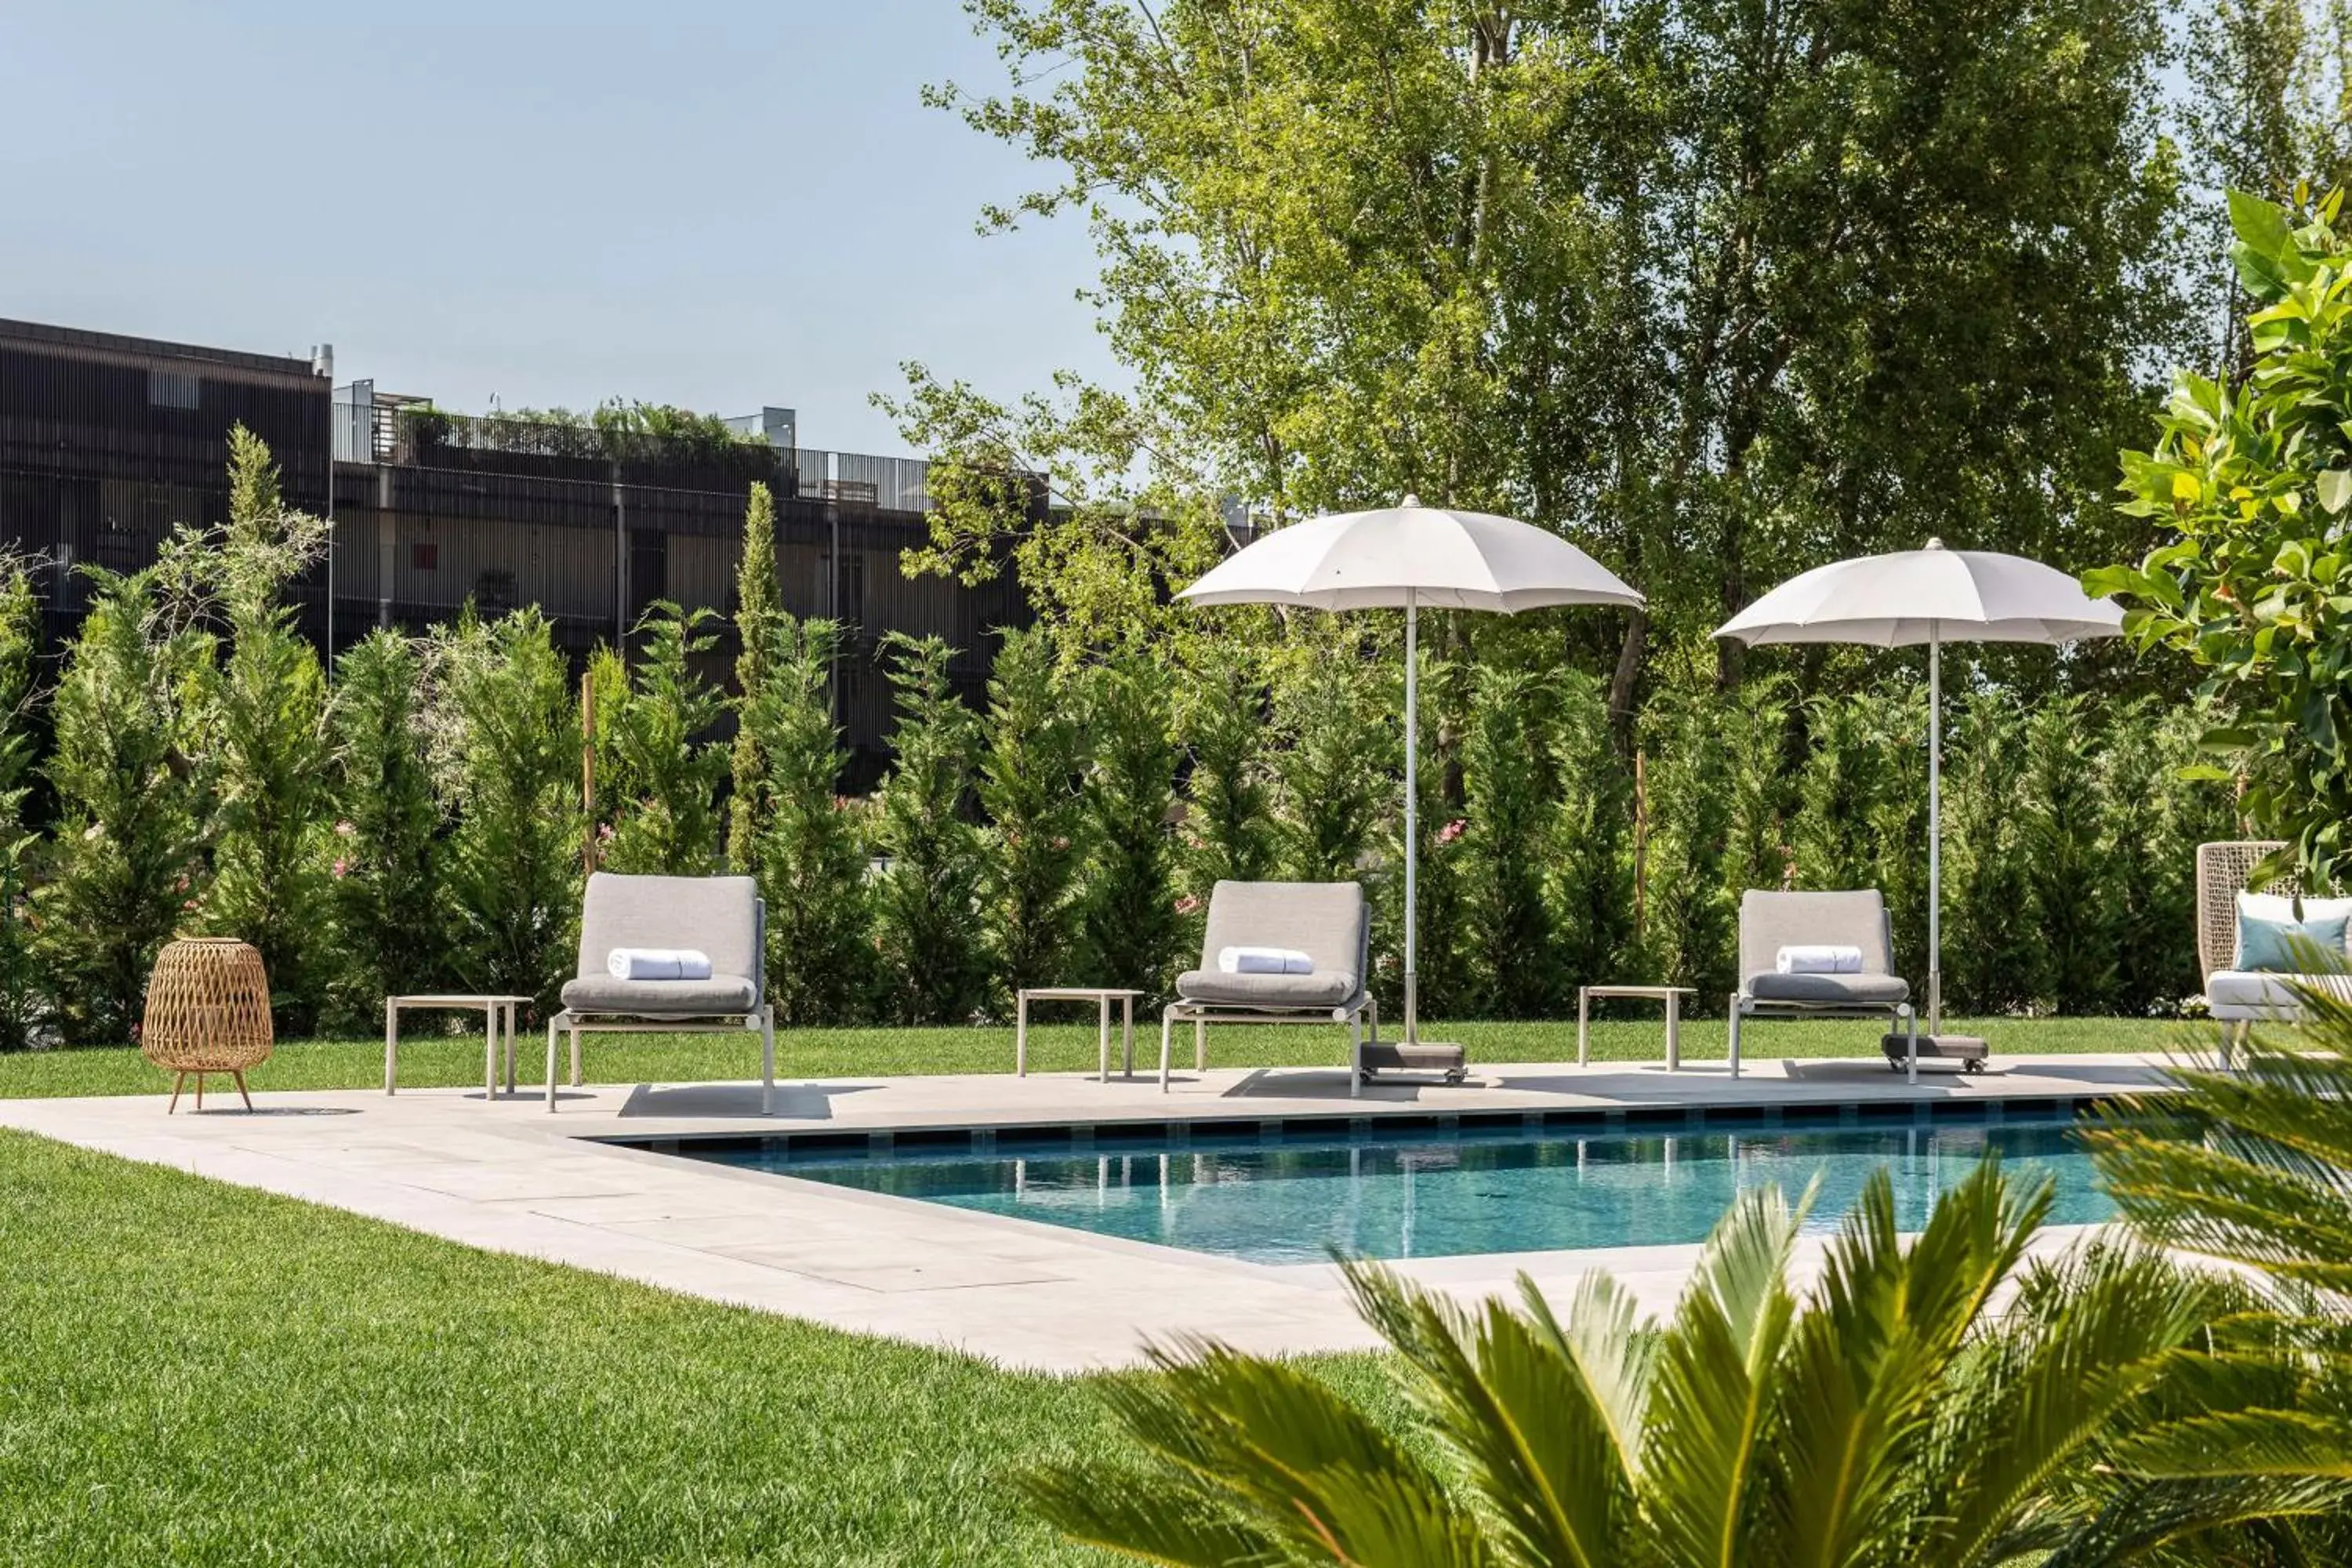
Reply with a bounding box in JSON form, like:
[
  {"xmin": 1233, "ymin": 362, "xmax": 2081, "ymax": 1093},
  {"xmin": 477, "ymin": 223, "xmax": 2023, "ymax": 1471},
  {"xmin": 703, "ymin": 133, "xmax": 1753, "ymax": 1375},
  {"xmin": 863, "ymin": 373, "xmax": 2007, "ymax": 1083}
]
[{"xmin": 906, "ymin": 0, "xmax": 2187, "ymax": 704}]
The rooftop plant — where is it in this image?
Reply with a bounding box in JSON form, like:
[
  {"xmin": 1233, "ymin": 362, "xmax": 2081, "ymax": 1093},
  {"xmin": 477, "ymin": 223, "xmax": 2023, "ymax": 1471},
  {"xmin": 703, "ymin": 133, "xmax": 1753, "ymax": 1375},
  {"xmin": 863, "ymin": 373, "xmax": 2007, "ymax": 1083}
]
[{"xmin": 397, "ymin": 397, "xmax": 776, "ymax": 477}]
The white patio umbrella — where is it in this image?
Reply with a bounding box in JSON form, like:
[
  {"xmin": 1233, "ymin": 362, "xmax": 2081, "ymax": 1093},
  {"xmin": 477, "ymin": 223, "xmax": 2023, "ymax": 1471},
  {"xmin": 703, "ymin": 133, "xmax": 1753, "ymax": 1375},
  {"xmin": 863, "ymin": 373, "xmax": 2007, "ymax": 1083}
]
[
  {"xmin": 1179, "ymin": 495, "xmax": 1644, "ymax": 1054},
  {"xmin": 1715, "ymin": 539, "xmax": 2122, "ymax": 1058}
]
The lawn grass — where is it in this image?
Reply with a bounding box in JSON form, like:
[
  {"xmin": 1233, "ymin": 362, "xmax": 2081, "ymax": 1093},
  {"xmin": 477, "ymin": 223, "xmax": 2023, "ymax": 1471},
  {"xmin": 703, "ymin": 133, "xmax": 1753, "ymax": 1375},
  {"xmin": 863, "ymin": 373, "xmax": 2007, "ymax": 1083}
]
[
  {"xmin": 0, "ymin": 1013, "xmax": 2199, "ymax": 1101},
  {"xmin": 0, "ymin": 1129, "xmax": 1411, "ymax": 1566}
]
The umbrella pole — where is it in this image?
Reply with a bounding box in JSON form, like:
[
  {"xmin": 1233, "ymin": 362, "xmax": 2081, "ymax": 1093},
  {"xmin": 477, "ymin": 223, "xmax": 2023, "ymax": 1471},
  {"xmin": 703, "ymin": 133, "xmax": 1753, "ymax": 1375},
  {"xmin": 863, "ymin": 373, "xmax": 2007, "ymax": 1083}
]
[
  {"xmin": 1404, "ymin": 590, "xmax": 1419, "ymax": 1044},
  {"xmin": 1926, "ymin": 625, "xmax": 1940, "ymax": 1073}
]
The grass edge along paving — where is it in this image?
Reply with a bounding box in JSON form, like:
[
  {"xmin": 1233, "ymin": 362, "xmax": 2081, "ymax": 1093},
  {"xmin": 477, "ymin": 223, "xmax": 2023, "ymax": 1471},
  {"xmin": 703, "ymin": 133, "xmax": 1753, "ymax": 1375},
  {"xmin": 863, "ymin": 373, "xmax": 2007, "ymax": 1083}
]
[
  {"xmin": 0, "ymin": 1128, "xmax": 1419, "ymax": 1566},
  {"xmin": 0, "ymin": 1014, "xmax": 2190, "ymax": 1101}
]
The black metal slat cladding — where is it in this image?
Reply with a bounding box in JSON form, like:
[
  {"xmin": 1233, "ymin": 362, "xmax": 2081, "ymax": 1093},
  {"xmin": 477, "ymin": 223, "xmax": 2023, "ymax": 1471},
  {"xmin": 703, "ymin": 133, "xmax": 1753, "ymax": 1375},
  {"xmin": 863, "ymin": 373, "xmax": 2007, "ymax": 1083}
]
[{"xmin": 0, "ymin": 318, "xmax": 1035, "ymax": 784}]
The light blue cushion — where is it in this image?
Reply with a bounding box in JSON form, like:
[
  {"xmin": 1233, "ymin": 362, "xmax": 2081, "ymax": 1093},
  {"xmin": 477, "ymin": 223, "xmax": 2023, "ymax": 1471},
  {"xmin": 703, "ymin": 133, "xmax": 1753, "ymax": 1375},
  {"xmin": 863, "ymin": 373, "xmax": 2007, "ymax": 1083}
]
[{"xmin": 2234, "ymin": 909, "xmax": 2350, "ymax": 974}]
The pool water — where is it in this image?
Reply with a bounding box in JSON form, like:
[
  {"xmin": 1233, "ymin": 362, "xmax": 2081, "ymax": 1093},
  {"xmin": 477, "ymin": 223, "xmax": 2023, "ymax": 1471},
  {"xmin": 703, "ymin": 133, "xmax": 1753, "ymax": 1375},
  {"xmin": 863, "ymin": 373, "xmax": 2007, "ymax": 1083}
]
[{"xmin": 675, "ymin": 1110, "xmax": 2113, "ymax": 1265}]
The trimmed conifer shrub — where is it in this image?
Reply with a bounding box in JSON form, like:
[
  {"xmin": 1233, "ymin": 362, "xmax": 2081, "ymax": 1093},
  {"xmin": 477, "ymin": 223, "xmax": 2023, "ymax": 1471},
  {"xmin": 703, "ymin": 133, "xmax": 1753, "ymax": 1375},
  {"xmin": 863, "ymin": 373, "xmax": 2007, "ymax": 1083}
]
[
  {"xmin": 978, "ymin": 626, "xmax": 1087, "ymax": 1005},
  {"xmin": 38, "ymin": 568, "xmax": 208, "ymax": 1044},
  {"xmin": 870, "ymin": 633, "xmax": 987, "ymax": 1025},
  {"xmin": 324, "ymin": 630, "xmax": 445, "ymax": 1025},
  {"xmin": 741, "ymin": 613, "xmax": 873, "ymax": 1026},
  {"xmin": 432, "ymin": 608, "xmax": 583, "ymax": 1007}
]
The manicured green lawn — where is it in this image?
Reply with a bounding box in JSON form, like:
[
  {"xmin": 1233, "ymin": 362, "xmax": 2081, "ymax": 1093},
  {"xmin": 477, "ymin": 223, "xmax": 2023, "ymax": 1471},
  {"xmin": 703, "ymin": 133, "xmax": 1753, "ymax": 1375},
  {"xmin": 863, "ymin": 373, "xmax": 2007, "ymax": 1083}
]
[
  {"xmin": 0, "ymin": 1013, "xmax": 2198, "ymax": 1100},
  {"xmin": 0, "ymin": 1130, "xmax": 1410, "ymax": 1566}
]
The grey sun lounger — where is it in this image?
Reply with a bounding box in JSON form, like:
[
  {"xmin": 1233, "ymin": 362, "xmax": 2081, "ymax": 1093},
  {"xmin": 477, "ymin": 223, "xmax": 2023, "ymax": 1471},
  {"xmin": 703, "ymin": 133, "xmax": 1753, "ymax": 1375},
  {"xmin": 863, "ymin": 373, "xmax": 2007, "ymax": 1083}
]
[
  {"xmin": 546, "ymin": 872, "xmax": 775, "ymax": 1113},
  {"xmin": 1728, "ymin": 889, "xmax": 1922, "ymax": 1080},
  {"xmin": 1160, "ymin": 880, "xmax": 1453, "ymax": 1098}
]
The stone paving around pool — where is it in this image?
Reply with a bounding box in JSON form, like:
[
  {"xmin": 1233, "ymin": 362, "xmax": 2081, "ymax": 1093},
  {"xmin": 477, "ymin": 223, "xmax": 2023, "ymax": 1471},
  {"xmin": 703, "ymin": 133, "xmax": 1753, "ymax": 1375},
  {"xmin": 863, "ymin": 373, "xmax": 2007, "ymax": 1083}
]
[{"xmin": 0, "ymin": 1053, "xmax": 2173, "ymax": 1371}]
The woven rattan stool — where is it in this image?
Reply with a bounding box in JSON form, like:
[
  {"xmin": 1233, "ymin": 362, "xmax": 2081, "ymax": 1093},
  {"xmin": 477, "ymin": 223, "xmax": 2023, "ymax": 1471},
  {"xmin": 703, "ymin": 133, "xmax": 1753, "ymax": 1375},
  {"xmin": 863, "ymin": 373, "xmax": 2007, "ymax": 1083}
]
[{"xmin": 142, "ymin": 938, "xmax": 274, "ymax": 1112}]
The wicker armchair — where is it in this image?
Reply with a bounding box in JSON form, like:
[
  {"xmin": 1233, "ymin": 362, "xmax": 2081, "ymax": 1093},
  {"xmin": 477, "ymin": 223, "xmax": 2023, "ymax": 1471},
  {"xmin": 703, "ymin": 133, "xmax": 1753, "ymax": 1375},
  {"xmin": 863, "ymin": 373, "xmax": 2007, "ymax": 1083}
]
[
  {"xmin": 2194, "ymin": 839, "xmax": 2349, "ymax": 1062},
  {"xmin": 2195, "ymin": 840, "xmax": 2296, "ymax": 986}
]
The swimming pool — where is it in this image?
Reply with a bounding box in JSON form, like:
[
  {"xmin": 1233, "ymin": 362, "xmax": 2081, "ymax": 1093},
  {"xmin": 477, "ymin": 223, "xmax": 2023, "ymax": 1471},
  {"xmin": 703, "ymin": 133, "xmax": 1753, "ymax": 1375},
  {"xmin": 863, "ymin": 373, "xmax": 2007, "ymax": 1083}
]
[{"xmin": 658, "ymin": 1105, "xmax": 2114, "ymax": 1265}]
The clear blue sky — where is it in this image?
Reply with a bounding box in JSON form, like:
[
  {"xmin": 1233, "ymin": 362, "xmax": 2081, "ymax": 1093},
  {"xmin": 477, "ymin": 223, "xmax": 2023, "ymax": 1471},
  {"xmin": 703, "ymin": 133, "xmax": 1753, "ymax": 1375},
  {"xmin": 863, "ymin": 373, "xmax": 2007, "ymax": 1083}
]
[{"xmin": 0, "ymin": 1, "xmax": 1116, "ymax": 456}]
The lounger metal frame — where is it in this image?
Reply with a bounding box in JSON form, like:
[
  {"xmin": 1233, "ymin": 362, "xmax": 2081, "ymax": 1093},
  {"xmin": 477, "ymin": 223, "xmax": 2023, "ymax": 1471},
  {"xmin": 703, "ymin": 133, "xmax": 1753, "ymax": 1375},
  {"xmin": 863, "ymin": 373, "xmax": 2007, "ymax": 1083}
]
[
  {"xmin": 546, "ymin": 1005, "xmax": 775, "ymax": 1114},
  {"xmin": 1160, "ymin": 994, "xmax": 1385, "ymax": 1098},
  {"xmin": 1728, "ymin": 993, "xmax": 1918, "ymax": 1083}
]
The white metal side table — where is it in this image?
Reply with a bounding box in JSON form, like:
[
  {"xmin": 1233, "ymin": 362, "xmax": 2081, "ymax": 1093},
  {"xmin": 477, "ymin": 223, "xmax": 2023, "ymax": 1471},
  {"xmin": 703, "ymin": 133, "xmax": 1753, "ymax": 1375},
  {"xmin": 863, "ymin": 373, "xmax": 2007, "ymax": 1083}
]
[
  {"xmin": 1577, "ymin": 985, "xmax": 1697, "ymax": 1070},
  {"xmin": 1015, "ymin": 988, "xmax": 1145, "ymax": 1081},
  {"xmin": 384, "ymin": 993, "xmax": 534, "ymax": 1097}
]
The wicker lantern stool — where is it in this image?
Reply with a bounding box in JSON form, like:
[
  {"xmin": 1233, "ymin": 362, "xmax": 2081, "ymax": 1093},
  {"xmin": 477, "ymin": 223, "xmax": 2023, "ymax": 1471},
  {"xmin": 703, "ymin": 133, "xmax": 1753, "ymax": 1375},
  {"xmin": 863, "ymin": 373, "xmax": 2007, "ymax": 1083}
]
[{"xmin": 143, "ymin": 938, "xmax": 274, "ymax": 1112}]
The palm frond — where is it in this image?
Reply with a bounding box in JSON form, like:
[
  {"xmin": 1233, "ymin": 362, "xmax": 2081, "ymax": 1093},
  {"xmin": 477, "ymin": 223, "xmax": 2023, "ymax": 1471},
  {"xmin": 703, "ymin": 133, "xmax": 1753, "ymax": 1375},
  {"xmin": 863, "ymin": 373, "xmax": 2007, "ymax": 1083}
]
[
  {"xmin": 1019, "ymin": 1466, "xmax": 1286, "ymax": 1567},
  {"xmin": 1345, "ymin": 1262, "xmax": 1634, "ymax": 1567},
  {"xmin": 1920, "ymin": 1239, "xmax": 2222, "ymax": 1567},
  {"xmin": 1637, "ymin": 1182, "xmax": 1806, "ymax": 1568},
  {"xmin": 1040, "ymin": 1339, "xmax": 1490, "ymax": 1566},
  {"xmin": 1768, "ymin": 1163, "xmax": 2044, "ymax": 1568},
  {"xmin": 2034, "ymin": 1474, "xmax": 2352, "ymax": 1567},
  {"xmin": 2089, "ymin": 989, "xmax": 2352, "ymax": 1296},
  {"xmin": 2118, "ymin": 1407, "xmax": 2352, "ymax": 1480}
]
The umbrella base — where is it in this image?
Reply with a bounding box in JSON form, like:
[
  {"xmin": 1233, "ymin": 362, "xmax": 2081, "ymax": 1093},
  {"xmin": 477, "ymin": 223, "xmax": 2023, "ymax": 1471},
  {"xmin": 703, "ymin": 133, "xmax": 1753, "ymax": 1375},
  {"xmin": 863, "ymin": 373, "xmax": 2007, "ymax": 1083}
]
[
  {"xmin": 1881, "ymin": 1032, "xmax": 1988, "ymax": 1073},
  {"xmin": 1361, "ymin": 1040, "xmax": 1469, "ymax": 1083}
]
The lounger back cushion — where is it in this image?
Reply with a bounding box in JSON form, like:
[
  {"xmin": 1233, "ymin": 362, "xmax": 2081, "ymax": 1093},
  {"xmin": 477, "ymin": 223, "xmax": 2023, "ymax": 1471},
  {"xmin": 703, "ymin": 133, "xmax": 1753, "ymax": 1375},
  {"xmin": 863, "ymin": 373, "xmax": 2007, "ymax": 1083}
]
[
  {"xmin": 569, "ymin": 873, "xmax": 762, "ymax": 1012},
  {"xmin": 1178, "ymin": 881, "xmax": 1367, "ymax": 1009},
  {"xmin": 1738, "ymin": 890, "xmax": 1893, "ymax": 987}
]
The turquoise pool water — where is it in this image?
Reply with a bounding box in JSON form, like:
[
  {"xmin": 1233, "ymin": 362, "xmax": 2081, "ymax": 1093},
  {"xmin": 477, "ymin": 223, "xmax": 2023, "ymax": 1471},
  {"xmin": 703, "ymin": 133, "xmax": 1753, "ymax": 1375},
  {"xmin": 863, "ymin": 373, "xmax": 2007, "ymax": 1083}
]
[{"xmin": 673, "ymin": 1109, "xmax": 2113, "ymax": 1265}]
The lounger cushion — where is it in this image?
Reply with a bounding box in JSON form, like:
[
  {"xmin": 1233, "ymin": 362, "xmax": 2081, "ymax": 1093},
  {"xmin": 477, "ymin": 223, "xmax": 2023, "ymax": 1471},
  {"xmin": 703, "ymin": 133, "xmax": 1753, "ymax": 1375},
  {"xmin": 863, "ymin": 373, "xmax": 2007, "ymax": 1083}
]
[
  {"xmin": 1746, "ymin": 971, "xmax": 1909, "ymax": 1006},
  {"xmin": 2205, "ymin": 969, "xmax": 2352, "ymax": 1018},
  {"xmin": 561, "ymin": 975, "xmax": 760, "ymax": 1015},
  {"xmin": 1174, "ymin": 968, "xmax": 1363, "ymax": 1010},
  {"xmin": 1189, "ymin": 880, "xmax": 1368, "ymax": 1014},
  {"xmin": 575, "ymin": 872, "xmax": 763, "ymax": 1007},
  {"xmin": 1738, "ymin": 889, "xmax": 1896, "ymax": 986}
]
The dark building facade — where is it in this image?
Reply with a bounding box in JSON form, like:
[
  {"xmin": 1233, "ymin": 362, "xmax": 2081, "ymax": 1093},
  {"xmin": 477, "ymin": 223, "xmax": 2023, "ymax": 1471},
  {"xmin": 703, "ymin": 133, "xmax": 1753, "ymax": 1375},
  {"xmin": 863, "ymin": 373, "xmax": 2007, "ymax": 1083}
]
[{"xmin": 0, "ymin": 317, "xmax": 1033, "ymax": 786}]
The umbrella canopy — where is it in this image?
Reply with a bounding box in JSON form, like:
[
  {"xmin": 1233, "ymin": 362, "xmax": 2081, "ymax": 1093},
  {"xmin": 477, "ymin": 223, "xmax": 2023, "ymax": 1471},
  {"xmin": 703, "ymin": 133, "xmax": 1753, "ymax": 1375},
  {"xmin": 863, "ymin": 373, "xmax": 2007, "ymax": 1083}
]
[
  {"xmin": 1716, "ymin": 543, "xmax": 2121, "ymax": 647},
  {"xmin": 1715, "ymin": 540, "xmax": 2121, "ymax": 1074},
  {"xmin": 1179, "ymin": 496, "xmax": 1642, "ymax": 1060},
  {"xmin": 1181, "ymin": 497, "xmax": 1642, "ymax": 613}
]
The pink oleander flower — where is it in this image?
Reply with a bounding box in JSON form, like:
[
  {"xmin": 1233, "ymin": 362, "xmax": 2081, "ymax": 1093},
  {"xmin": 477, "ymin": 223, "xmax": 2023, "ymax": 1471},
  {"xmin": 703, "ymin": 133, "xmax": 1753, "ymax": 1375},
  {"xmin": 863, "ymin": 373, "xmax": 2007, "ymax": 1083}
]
[
  {"xmin": 597, "ymin": 823, "xmax": 615, "ymax": 843},
  {"xmin": 334, "ymin": 819, "xmax": 356, "ymax": 837},
  {"xmin": 332, "ymin": 858, "xmax": 350, "ymax": 880},
  {"xmin": 1437, "ymin": 818, "xmax": 1467, "ymax": 844},
  {"xmin": 1174, "ymin": 894, "xmax": 1201, "ymax": 916}
]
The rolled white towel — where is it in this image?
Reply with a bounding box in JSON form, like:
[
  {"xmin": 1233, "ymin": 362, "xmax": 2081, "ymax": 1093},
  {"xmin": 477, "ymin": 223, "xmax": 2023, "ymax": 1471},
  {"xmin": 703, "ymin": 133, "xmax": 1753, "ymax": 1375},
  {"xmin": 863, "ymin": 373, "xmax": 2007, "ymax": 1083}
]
[
  {"xmin": 606, "ymin": 948, "xmax": 714, "ymax": 981},
  {"xmin": 1217, "ymin": 946, "xmax": 1315, "ymax": 975},
  {"xmin": 1776, "ymin": 945, "xmax": 1863, "ymax": 975}
]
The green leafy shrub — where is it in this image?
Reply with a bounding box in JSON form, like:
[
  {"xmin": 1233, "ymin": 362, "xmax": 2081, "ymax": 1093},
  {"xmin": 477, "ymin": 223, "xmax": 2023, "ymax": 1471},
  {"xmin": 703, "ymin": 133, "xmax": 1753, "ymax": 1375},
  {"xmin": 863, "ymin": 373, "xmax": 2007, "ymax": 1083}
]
[
  {"xmin": 1719, "ymin": 677, "xmax": 1795, "ymax": 906},
  {"xmin": 1944, "ymin": 691, "xmax": 2040, "ymax": 1015},
  {"xmin": 1547, "ymin": 671, "xmax": 1635, "ymax": 996},
  {"xmin": 0, "ymin": 557, "xmax": 45, "ymax": 1047},
  {"xmin": 2091, "ymin": 187, "xmax": 2352, "ymax": 882},
  {"xmin": 870, "ymin": 634, "xmax": 987, "ymax": 1025},
  {"xmin": 1791, "ymin": 690, "xmax": 1889, "ymax": 896},
  {"xmin": 324, "ymin": 630, "xmax": 445, "ymax": 1024},
  {"xmin": 2022, "ymin": 694, "xmax": 2117, "ymax": 1013},
  {"xmin": 431, "ymin": 608, "xmax": 583, "ymax": 1006},
  {"xmin": 1638, "ymin": 683, "xmax": 1737, "ymax": 995},
  {"xmin": 590, "ymin": 602, "xmax": 726, "ymax": 876},
  {"xmin": 728, "ymin": 482, "xmax": 781, "ymax": 873},
  {"xmin": 202, "ymin": 429, "xmax": 332, "ymax": 1031},
  {"xmin": 1388, "ymin": 656, "xmax": 1473, "ymax": 1022},
  {"xmin": 38, "ymin": 569, "xmax": 208, "ymax": 1044},
  {"xmin": 1079, "ymin": 652, "xmax": 1180, "ymax": 998},
  {"xmin": 1171, "ymin": 643, "xmax": 1273, "ymax": 935},
  {"xmin": 1461, "ymin": 666, "xmax": 1563, "ymax": 1018},
  {"xmin": 978, "ymin": 627, "xmax": 1087, "ymax": 1004},
  {"xmin": 1268, "ymin": 648, "xmax": 1392, "ymax": 884},
  {"xmin": 741, "ymin": 614, "xmax": 873, "ymax": 1026}
]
